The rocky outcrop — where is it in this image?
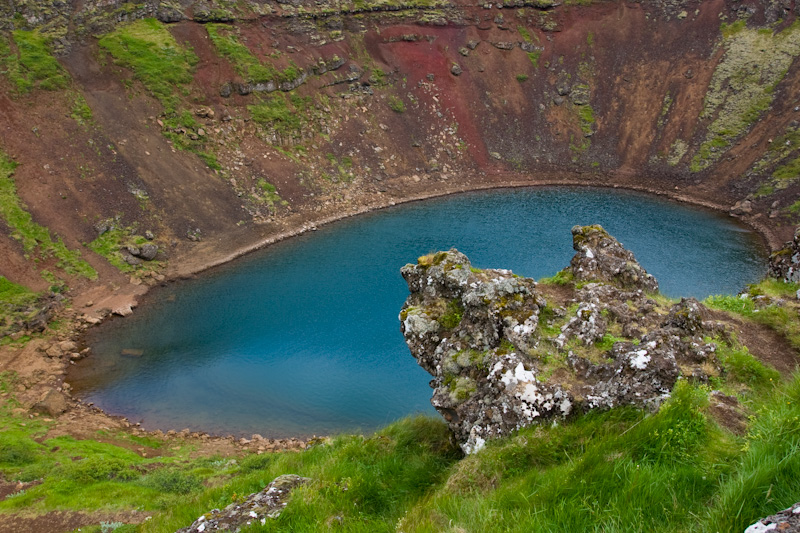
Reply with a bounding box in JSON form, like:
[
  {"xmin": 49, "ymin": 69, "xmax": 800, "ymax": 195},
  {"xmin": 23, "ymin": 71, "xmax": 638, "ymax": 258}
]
[
  {"xmin": 745, "ymin": 503, "xmax": 800, "ymax": 533},
  {"xmin": 769, "ymin": 226, "xmax": 800, "ymax": 283},
  {"xmin": 177, "ymin": 474, "xmax": 309, "ymax": 532},
  {"xmin": 399, "ymin": 225, "xmax": 721, "ymax": 454},
  {"xmin": 570, "ymin": 225, "xmax": 659, "ymax": 292}
]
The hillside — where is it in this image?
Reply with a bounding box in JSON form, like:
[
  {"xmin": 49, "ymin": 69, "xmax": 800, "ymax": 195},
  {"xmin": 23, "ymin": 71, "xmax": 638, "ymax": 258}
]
[{"xmin": 2, "ymin": 0, "xmax": 800, "ymax": 530}]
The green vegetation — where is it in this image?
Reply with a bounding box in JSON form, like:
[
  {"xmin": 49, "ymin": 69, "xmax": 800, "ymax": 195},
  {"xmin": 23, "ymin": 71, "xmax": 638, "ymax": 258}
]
[
  {"xmin": 516, "ymin": 73, "xmax": 528, "ymax": 82},
  {"xmin": 527, "ymin": 50, "xmax": 541, "ymax": 68},
  {"xmin": 705, "ymin": 279, "xmax": 800, "ymax": 350},
  {"xmin": 0, "ymin": 30, "xmax": 69, "ymax": 94},
  {"xmin": 388, "ymin": 95, "xmax": 405, "ymax": 113},
  {"xmin": 70, "ymin": 93, "xmax": 93, "ymax": 125},
  {"xmin": 248, "ymin": 95, "xmax": 302, "ymax": 135},
  {"xmin": 578, "ymin": 103, "xmax": 595, "ymax": 136},
  {"xmin": 255, "ymin": 179, "xmax": 287, "ymax": 208},
  {"xmin": 206, "ymin": 24, "xmax": 301, "ymax": 85},
  {"xmin": 87, "ymin": 224, "xmax": 157, "ymax": 273},
  {"xmin": 97, "ymin": 19, "xmax": 226, "ymax": 169},
  {"xmin": 98, "ymin": 19, "xmax": 198, "ymax": 114},
  {"xmin": 0, "ymin": 152, "xmax": 96, "ymax": 280},
  {"xmin": 692, "ymin": 20, "xmax": 800, "ymax": 171},
  {"xmin": 0, "ymin": 277, "xmax": 41, "ymax": 340},
  {"xmin": 437, "ymin": 298, "xmax": 464, "ymax": 329}
]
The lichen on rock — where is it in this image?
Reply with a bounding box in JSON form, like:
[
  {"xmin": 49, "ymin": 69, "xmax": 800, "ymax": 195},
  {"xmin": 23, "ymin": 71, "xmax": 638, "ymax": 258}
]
[{"xmin": 400, "ymin": 225, "xmax": 723, "ymax": 454}]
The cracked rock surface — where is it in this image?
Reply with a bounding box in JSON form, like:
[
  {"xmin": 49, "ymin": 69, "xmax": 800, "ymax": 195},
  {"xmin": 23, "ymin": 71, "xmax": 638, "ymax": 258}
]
[{"xmin": 400, "ymin": 225, "xmax": 724, "ymax": 454}]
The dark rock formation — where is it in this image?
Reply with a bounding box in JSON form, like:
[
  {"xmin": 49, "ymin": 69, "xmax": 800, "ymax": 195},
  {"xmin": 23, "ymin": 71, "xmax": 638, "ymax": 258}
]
[
  {"xmin": 745, "ymin": 503, "xmax": 800, "ymax": 533},
  {"xmin": 177, "ymin": 474, "xmax": 309, "ymax": 532},
  {"xmin": 400, "ymin": 226, "xmax": 720, "ymax": 453},
  {"xmin": 769, "ymin": 226, "xmax": 800, "ymax": 283},
  {"xmin": 570, "ymin": 224, "xmax": 659, "ymax": 292}
]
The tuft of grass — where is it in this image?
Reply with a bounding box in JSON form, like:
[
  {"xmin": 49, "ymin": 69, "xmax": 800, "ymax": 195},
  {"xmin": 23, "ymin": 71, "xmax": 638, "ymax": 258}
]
[
  {"xmin": 527, "ymin": 50, "xmax": 541, "ymax": 67},
  {"xmin": 516, "ymin": 73, "xmax": 528, "ymax": 82},
  {"xmin": 0, "ymin": 152, "xmax": 96, "ymax": 279},
  {"xmin": 388, "ymin": 95, "xmax": 405, "ymax": 113}
]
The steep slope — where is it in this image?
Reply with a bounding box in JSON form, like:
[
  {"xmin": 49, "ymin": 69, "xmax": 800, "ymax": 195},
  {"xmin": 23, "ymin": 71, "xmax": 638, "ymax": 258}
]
[{"xmin": 1, "ymin": 0, "xmax": 799, "ymax": 311}]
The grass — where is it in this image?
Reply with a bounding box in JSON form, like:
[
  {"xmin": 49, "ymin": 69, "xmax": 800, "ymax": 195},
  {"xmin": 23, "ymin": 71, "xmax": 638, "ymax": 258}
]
[
  {"xmin": 206, "ymin": 23, "xmax": 277, "ymax": 83},
  {"xmin": 0, "ymin": 30, "xmax": 69, "ymax": 94},
  {"xmin": 87, "ymin": 224, "xmax": 156, "ymax": 273},
  {"xmin": 0, "ymin": 151, "xmax": 96, "ymax": 280},
  {"xmin": 0, "ymin": 276, "xmax": 41, "ymax": 339},
  {"xmin": 516, "ymin": 73, "xmax": 528, "ymax": 82},
  {"xmin": 98, "ymin": 18, "xmax": 198, "ymax": 114},
  {"xmin": 388, "ymin": 95, "xmax": 405, "ymax": 113},
  {"xmin": 2, "ymin": 298, "xmax": 800, "ymax": 531},
  {"xmin": 705, "ymin": 279, "xmax": 800, "ymax": 350},
  {"xmin": 248, "ymin": 94, "xmax": 302, "ymax": 135},
  {"xmin": 527, "ymin": 50, "xmax": 541, "ymax": 68}
]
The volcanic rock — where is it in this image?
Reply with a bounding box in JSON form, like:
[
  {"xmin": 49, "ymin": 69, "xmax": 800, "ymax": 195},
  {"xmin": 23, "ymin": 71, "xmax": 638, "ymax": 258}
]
[{"xmin": 399, "ymin": 226, "xmax": 719, "ymax": 453}]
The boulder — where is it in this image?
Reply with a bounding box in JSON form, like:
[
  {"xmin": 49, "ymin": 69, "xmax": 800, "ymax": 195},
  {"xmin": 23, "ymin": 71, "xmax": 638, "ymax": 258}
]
[
  {"xmin": 745, "ymin": 503, "xmax": 800, "ymax": 533},
  {"xmin": 450, "ymin": 63, "xmax": 463, "ymax": 76},
  {"xmin": 138, "ymin": 243, "xmax": 158, "ymax": 261},
  {"xmin": 33, "ymin": 389, "xmax": 69, "ymax": 416},
  {"xmin": 769, "ymin": 226, "xmax": 800, "ymax": 282},
  {"xmin": 177, "ymin": 474, "xmax": 309, "ymax": 532}
]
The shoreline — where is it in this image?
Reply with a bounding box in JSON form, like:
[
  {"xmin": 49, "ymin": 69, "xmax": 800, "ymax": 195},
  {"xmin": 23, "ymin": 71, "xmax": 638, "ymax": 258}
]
[{"xmin": 4, "ymin": 171, "xmax": 784, "ymax": 451}]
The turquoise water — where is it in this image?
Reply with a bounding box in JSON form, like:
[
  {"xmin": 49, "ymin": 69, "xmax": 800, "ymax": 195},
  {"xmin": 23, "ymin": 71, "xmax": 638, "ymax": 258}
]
[{"xmin": 69, "ymin": 187, "xmax": 766, "ymax": 438}]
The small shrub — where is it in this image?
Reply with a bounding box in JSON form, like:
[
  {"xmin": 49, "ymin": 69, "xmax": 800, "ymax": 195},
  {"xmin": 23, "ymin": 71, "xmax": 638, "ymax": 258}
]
[
  {"xmin": 516, "ymin": 74, "xmax": 528, "ymax": 82},
  {"xmin": 388, "ymin": 95, "xmax": 405, "ymax": 113}
]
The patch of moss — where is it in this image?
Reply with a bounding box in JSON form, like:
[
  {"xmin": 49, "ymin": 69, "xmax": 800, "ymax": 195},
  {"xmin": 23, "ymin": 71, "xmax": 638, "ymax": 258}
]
[
  {"xmin": 437, "ymin": 299, "xmax": 464, "ymax": 329},
  {"xmin": 0, "ymin": 30, "xmax": 69, "ymax": 94},
  {"xmin": 98, "ymin": 18, "xmax": 198, "ymax": 114},
  {"xmin": 692, "ymin": 20, "xmax": 800, "ymax": 171}
]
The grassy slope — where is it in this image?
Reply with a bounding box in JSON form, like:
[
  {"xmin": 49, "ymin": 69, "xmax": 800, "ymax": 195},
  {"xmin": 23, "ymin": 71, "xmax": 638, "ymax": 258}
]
[{"xmin": 0, "ymin": 282, "xmax": 798, "ymax": 532}]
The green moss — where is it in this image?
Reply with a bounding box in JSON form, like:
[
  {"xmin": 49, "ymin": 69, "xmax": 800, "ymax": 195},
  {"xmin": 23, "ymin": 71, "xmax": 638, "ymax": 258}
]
[
  {"xmin": 206, "ymin": 24, "xmax": 278, "ymax": 83},
  {"xmin": 516, "ymin": 74, "xmax": 528, "ymax": 82},
  {"xmin": 98, "ymin": 18, "xmax": 198, "ymax": 114},
  {"xmin": 437, "ymin": 299, "xmax": 464, "ymax": 329},
  {"xmin": 0, "ymin": 30, "xmax": 69, "ymax": 94},
  {"xmin": 692, "ymin": 20, "xmax": 800, "ymax": 171},
  {"xmin": 578, "ymin": 104, "xmax": 595, "ymax": 136},
  {"xmin": 527, "ymin": 50, "xmax": 541, "ymax": 68},
  {"xmin": 0, "ymin": 152, "xmax": 96, "ymax": 280},
  {"xmin": 87, "ymin": 223, "xmax": 154, "ymax": 273}
]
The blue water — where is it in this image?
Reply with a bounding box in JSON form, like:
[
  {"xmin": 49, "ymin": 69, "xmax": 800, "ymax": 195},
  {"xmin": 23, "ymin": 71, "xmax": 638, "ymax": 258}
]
[{"xmin": 69, "ymin": 187, "xmax": 766, "ymax": 437}]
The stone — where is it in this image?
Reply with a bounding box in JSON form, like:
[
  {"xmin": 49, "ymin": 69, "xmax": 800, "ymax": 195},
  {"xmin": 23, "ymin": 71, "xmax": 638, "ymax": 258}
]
[
  {"xmin": 450, "ymin": 63, "xmax": 463, "ymax": 76},
  {"xmin": 458, "ymin": 47, "xmax": 470, "ymax": 57},
  {"xmin": 745, "ymin": 503, "xmax": 800, "ymax": 533},
  {"xmin": 59, "ymin": 340, "xmax": 77, "ymax": 353},
  {"xmin": 33, "ymin": 389, "xmax": 69, "ymax": 416},
  {"xmin": 177, "ymin": 474, "xmax": 309, "ymax": 532},
  {"xmin": 769, "ymin": 225, "xmax": 800, "ymax": 282},
  {"xmin": 219, "ymin": 82, "xmax": 233, "ymax": 98},
  {"xmin": 45, "ymin": 344, "xmax": 63, "ymax": 357},
  {"xmin": 730, "ymin": 199, "xmax": 753, "ymax": 215},
  {"xmin": 138, "ymin": 243, "xmax": 158, "ymax": 261}
]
